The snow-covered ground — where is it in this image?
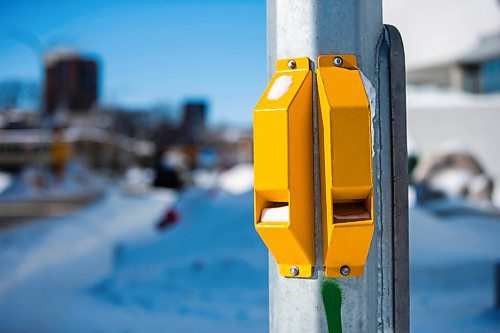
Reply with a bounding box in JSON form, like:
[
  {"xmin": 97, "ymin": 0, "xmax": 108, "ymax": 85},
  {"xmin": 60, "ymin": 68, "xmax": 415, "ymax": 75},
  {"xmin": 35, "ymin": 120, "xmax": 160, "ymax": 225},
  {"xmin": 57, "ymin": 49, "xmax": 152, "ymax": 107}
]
[
  {"xmin": 410, "ymin": 199, "xmax": 500, "ymax": 332},
  {"xmin": 0, "ymin": 186, "xmax": 176, "ymax": 332},
  {"xmin": 0, "ymin": 165, "xmax": 499, "ymax": 332},
  {"xmin": 0, "ymin": 164, "xmax": 109, "ymax": 222}
]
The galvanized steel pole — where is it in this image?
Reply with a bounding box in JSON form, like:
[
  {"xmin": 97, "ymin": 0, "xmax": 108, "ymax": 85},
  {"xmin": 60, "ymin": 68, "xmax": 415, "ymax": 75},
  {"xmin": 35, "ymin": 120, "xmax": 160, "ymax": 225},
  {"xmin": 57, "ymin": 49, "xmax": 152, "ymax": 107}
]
[{"xmin": 266, "ymin": 1, "xmax": 409, "ymax": 332}]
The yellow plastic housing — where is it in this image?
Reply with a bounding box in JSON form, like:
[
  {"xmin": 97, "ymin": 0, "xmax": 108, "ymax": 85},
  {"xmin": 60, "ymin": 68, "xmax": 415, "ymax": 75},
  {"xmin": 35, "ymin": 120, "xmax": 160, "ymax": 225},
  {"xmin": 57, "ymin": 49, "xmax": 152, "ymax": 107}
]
[
  {"xmin": 253, "ymin": 57, "xmax": 314, "ymax": 278},
  {"xmin": 317, "ymin": 55, "xmax": 374, "ymax": 278}
]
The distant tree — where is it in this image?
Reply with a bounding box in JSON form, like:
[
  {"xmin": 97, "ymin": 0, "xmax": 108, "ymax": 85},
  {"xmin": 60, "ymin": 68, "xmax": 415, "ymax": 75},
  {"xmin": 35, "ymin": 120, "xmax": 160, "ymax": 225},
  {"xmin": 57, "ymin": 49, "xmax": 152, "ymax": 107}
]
[{"xmin": 146, "ymin": 103, "xmax": 179, "ymax": 145}]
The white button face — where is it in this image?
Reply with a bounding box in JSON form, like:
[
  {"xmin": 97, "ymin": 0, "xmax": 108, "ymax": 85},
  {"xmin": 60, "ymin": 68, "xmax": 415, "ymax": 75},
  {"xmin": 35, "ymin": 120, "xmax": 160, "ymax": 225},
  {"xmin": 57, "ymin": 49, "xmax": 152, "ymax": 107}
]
[
  {"xmin": 267, "ymin": 75, "xmax": 293, "ymax": 101},
  {"xmin": 260, "ymin": 204, "xmax": 289, "ymax": 222}
]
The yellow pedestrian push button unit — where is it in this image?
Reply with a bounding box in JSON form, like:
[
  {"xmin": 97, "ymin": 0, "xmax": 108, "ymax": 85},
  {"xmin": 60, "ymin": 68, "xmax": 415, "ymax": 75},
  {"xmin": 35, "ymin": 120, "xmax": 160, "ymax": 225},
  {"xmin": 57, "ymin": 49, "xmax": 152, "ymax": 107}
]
[
  {"xmin": 317, "ymin": 55, "xmax": 374, "ymax": 278},
  {"xmin": 253, "ymin": 57, "xmax": 314, "ymax": 278}
]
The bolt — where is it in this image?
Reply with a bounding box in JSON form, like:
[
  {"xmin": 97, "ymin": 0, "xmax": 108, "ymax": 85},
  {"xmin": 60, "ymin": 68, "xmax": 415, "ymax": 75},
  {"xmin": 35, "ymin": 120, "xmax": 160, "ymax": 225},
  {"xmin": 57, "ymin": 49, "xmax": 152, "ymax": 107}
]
[
  {"xmin": 290, "ymin": 266, "xmax": 300, "ymax": 276},
  {"xmin": 288, "ymin": 59, "xmax": 297, "ymax": 69},
  {"xmin": 333, "ymin": 56, "xmax": 343, "ymax": 67},
  {"xmin": 340, "ymin": 265, "xmax": 350, "ymax": 276}
]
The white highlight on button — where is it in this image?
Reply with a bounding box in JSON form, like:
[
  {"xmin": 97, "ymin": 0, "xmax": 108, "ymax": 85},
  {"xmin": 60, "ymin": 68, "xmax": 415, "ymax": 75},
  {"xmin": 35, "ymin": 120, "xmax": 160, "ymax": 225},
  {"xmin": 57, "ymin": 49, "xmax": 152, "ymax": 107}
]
[{"xmin": 267, "ymin": 75, "xmax": 293, "ymax": 100}]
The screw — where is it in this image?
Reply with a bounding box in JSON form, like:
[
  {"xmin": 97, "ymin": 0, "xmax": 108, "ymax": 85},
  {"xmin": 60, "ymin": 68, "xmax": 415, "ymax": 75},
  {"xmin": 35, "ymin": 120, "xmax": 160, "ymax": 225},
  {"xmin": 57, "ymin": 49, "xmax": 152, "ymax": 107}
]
[
  {"xmin": 290, "ymin": 266, "xmax": 299, "ymax": 276},
  {"xmin": 340, "ymin": 265, "xmax": 350, "ymax": 276},
  {"xmin": 333, "ymin": 56, "xmax": 343, "ymax": 67},
  {"xmin": 288, "ymin": 59, "xmax": 297, "ymax": 69}
]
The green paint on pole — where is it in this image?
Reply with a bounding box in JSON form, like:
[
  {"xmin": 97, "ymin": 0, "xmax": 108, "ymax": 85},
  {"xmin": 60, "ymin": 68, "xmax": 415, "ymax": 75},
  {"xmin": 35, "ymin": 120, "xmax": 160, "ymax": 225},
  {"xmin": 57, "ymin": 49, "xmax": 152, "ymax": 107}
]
[{"xmin": 321, "ymin": 278, "xmax": 343, "ymax": 333}]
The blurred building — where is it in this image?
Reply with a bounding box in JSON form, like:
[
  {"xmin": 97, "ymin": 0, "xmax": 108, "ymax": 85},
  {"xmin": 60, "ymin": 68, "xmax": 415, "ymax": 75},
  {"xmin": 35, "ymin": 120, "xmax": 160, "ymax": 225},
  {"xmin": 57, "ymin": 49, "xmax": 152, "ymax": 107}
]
[
  {"xmin": 408, "ymin": 31, "xmax": 500, "ymax": 93},
  {"xmin": 180, "ymin": 101, "xmax": 207, "ymax": 144},
  {"xmin": 406, "ymin": 27, "xmax": 500, "ymax": 188},
  {"xmin": 44, "ymin": 51, "xmax": 99, "ymax": 115},
  {"xmin": 0, "ymin": 110, "xmax": 38, "ymax": 130}
]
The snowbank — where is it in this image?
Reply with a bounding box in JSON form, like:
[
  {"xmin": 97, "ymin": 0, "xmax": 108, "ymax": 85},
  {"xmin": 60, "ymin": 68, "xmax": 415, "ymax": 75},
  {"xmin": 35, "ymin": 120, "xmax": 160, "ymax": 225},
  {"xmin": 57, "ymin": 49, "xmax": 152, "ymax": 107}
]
[
  {"xmin": 89, "ymin": 188, "xmax": 268, "ymax": 333},
  {"xmin": 216, "ymin": 163, "xmax": 254, "ymax": 195},
  {"xmin": 0, "ymin": 187, "xmax": 175, "ymax": 295},
  {"xmin": 0, "ymin": 164, "xmax": 499, "ymax": 332}
]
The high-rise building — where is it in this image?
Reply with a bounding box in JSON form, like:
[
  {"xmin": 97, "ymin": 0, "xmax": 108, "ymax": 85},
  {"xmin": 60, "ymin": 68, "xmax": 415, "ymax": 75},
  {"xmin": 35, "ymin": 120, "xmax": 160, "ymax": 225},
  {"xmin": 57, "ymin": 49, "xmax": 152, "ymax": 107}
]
[
  {"xmin": 180, "ymin": 101, "xmax": 207, "ymax": 143},
  {"xmin": 44, "ymin": 51, "xmax": 99, "ymax": 115}
]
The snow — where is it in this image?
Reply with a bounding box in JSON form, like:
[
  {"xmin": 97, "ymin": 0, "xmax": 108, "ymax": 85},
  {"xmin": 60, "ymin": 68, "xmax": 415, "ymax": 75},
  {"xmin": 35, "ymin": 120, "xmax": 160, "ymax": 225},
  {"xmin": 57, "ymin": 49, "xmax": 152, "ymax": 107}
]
[
  {"xmin": 428, "ymin": 168, "xmax": 476, "ymax": 197},
  {"xmin": 192, "ymin": 169, "xmax": 219, "ymax": 189},
  {"xmin": 410, "ymin": 201, "xmax": 500, "ymax": 267},
  {"xmin": 410, "ymin": 203, "xmax": 500, "ymax": 332},
  {"xmin": 216, "ymin": 163, "xmax": 254, "ymax": 195},
  {"xmin": 260, "ymin": 205, "xmax": 289, "ymax": 222},
  {"xmin": 89, "ymin": 188, "xmax": 268, "ymax": 333},
  {"xmin": 122, "ymin": 167, "xmax": 155, "ymax": 194},
  {"xmin": 0, "ymin": 187, "xmax": 175, "ymax": 295},
  {"xmin": 0, "ymin": 166, "xmax": 267, "ymax": 333},
  {"xmin": 0, "ymin": 165, "xmax": 499, "ymax": 332},
  {"xmin": 469, "ymin": 175, "xmax": 491, "ymax": 195},
  {"xmin": 267, "ymin": 75, "xmax": 293, "ymax": 100},
  {"xmin": 0, "ymin": 163, "xmax": 103, "ymax": 201}
]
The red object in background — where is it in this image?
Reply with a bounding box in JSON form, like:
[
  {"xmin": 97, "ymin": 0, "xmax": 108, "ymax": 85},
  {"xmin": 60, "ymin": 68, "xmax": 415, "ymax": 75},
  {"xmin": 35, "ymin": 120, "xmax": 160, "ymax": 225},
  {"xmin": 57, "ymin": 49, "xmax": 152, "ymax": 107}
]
[{"xmin": 157, "ymin": 208, "xmax": 180, "ymax": 231}]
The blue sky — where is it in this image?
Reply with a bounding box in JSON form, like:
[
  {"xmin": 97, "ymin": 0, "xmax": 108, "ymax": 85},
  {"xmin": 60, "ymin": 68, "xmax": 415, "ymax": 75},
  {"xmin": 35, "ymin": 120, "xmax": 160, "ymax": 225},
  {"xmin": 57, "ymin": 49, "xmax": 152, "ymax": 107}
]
[{"xmin": 0, "ymin": 0, "xmax": 267, "ymax": 127}]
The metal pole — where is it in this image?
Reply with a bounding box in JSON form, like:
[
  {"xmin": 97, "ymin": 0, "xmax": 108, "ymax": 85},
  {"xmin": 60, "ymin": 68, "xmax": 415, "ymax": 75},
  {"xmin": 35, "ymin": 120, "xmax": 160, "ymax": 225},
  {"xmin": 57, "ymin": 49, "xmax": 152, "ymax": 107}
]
[{"xmin": 266, "ymin": 1, "xmax": 408, "ymax": 332}]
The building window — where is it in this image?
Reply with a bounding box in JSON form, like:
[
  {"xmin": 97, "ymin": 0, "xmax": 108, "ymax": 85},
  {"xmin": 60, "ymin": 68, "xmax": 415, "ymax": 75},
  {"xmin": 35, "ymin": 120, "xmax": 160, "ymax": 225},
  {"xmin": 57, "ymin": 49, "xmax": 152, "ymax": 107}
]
[{"xmin": 480, "ymin": 58, "xmax": 500, "ymax": 92}]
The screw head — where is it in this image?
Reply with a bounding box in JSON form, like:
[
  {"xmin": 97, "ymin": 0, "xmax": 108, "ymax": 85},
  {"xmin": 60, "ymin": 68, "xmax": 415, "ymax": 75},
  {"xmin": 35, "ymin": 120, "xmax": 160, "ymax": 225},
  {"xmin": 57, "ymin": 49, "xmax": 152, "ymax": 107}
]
[
  {"xmin": 340, "ymin": 265, "xmax": 350, "ymax": 276},
  {"xmin": 333, "ymin": 56, "xmax": 343, "ymax": 67},
  {"xmin": 290, "ymin": 266, "xmax": 299, "ymax": 276},
  {"xmin": 287, "ymin": 59, "xmax": 297, "ymax": 69}
]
